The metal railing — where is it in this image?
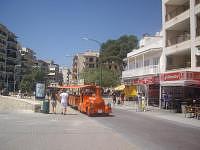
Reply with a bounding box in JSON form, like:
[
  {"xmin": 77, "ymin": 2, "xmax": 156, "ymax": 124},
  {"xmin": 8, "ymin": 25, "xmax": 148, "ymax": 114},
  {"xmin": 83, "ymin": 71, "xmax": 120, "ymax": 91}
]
[
  {"xmin": 166, "ymin": 62, "xmax": 191, "ymax": 71},
  {"xmin": 122, "ymin": 65, "xmax": 160, "ymax": 78}
]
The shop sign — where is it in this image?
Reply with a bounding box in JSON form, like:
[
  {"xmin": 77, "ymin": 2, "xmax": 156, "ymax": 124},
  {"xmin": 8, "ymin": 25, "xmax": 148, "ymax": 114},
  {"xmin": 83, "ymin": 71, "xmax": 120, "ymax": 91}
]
[
  {"xmin": 132, "ymin": 76, "xmax": 160, "ymax": 84},
  {"xmin": 161, "ymin": 71, "xmax": 200, "ymax": 82},
  {"xmin": 191, "ymin": 72, "xmax": 200, "ymax": 81},
  {"xmin": 162, "ymin": 72, "xmax": 184, "ymax": 81}
]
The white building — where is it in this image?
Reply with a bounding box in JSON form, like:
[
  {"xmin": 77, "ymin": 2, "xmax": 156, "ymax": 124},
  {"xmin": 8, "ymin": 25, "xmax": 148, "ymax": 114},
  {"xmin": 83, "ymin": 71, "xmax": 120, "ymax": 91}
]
[
  {"xmin": 60, "ymin": 66, "xmax": 71, "ymax": 85},
  {"xmin": 160, "ymin": 0, "xmax": 200, "ymax": 109},
  {"xmin": 46, "ymin": 60, "xmax": 61, "ymax": 87},
  {"xmin": 122, "ymin": 33, "xmax": 163, "ymax": 106}
]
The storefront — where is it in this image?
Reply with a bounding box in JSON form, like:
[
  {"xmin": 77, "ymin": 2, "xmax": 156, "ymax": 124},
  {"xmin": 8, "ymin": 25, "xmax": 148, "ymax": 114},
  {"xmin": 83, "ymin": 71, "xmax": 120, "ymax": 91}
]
[
  {"xmin": 160, "ymin": 71, "xmax": 200, "ymax": 112},
  {"xmin": 124, "ymin": 75, "xmax": 160, "ymax": 106}
]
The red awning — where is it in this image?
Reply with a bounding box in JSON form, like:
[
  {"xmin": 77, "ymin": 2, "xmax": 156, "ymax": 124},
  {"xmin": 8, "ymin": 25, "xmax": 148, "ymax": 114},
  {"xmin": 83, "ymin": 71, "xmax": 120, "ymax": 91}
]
[{"xmin": 60, "ymin": 85, "xmax": 96, "ymax": 89}]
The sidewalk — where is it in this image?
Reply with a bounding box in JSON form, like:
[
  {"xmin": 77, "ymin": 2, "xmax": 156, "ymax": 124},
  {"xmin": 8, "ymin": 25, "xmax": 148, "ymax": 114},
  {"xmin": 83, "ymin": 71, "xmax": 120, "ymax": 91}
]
[
  {"xmin": 104, "ymin": 97, "xmax": 200, "ymax": 128},
  {"xmin": 0, "ymin": 95, "xmax": 77, "ymax": 114}
]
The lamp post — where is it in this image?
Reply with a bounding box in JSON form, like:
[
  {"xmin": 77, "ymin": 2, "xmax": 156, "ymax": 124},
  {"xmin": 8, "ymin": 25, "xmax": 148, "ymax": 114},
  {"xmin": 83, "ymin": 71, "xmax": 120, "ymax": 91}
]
[
  {"xmin": 14, "ymin": 64, "xmax": 21, "ymax": 92},
  {"xmin": 82, "ymin": 37, "xmax": 103, "ymax": 87}
]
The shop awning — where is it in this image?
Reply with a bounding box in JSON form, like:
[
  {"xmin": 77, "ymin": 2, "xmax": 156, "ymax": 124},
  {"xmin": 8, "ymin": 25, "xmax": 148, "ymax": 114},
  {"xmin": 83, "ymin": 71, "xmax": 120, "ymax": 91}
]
[
  {"xmin": 160, "ymin": 80, "xmax": 200, "ymax": 87},
  {"xmin": 114, "ymin": 85, "xmax": 125, "ymax": 91}
]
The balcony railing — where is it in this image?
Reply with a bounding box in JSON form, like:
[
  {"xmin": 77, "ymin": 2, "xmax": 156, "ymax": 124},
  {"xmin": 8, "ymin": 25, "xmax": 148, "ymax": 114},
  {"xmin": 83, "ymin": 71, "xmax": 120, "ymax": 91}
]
[
  {"xmin": 0, "ymin": 31, "xmax": 7, "ymax": 36},
  {"xmin": 0, "ymin": 66, "xmax": 5, "ymax": 71},
  {"xmin": 6, "ymin": 66, "xmax": 14, "ymax": 72},
  {"xmin": 7, "ymin": 53, "xmax": 17, "ymax": 58},
  {"xmin": 7, "ymin": 47, "xmax": 17, "ymax": 51},
  {"xmin": 165, "ymin": 5, "xmax": 189, "ymax": 21},
  {"xmin": 166, "ymin": 62, "xmax": 191, "ymax": 71},
  {"xmin": 0, "ymin": 39, "xmax": 6, "ymax": 45},
  {"xmin": 166, "ymin": 34, "xmax": 190, "ymax": 47},
  {"xmin": 0, "ymin": 58, "xmax": 5, "ymax": 62},
  {"xmin": 122, "ymin": 65, "xmax": 160, "ymax": 78},
  {"xmin": 0, "ymin": 49, "xmax": 5, "ymax": 54}
]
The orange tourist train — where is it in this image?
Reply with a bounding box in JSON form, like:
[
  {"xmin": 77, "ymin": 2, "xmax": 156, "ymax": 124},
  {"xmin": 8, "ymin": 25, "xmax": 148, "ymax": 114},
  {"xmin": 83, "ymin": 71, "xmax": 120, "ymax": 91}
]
[{"xmin": 60, "ymin": 85, "xmax": 112, "ymax": 116}]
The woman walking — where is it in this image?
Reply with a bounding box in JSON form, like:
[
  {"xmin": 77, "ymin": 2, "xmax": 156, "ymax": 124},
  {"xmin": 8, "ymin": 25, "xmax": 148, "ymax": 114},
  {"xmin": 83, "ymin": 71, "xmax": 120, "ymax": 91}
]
[{"xmin": 50, "ymin": 90, "xmax": 57, "ymax": 114}]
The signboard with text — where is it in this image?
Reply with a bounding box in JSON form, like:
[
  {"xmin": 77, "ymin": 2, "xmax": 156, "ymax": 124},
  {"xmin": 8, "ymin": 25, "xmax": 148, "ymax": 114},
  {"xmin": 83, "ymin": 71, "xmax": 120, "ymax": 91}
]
[{"xmin": 36, "ymin": 83, "xmax": 45, "ymax": 99}]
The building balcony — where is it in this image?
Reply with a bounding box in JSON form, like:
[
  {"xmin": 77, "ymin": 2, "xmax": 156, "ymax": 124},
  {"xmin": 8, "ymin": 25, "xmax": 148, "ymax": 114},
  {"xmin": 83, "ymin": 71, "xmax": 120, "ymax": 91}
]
[
  {"xmin": 166, "ymin": 34, "xmax": 190, "ymax": 47},
  {"xmin": 6, "ymin": 66, "xmax": 14, "ymax": 73},
  {"xmin": 7, "ymin": 40, "xmax": 17, "ymax": 45},
  {"xmin": 122, "ymin": 65, "xmax": 160, "ymax": 79},
  {"xmin": 0, "ymin": 30, "xmax": 7, "ymax": 38},
  {"xmin": 165, "ymin": 4, "xmax": 189, "ymax": 22},
  {"xmin": 165, "ymin": 9, "xmax": 189, "ymax": 29},
  {"xmin": 7, "ymin": 53, "xmax": 17, "ymax": 58},
  {"xmin": 166, "ymin": 63, "xmax": 191, "ymax": 71},
  {"xmin": 0, "ymin": 49, "xmax": 5, "ymax": 54},
  {"xmin": 0, "ymin": 58, "xmax": 5, "ymax": 62},
  {"xmin": 0, "ymin": 66, "xmax": 5, "ymax": 71},
  {"xmin": 7, "ymin": 47, "xmax": 17, "ymax": 51}
]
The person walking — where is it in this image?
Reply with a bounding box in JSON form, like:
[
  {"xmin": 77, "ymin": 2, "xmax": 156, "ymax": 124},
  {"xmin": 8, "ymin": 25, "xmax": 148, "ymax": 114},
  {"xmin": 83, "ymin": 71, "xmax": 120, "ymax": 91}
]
[
  {"xmin": 50, "ymin": 90, "xmax": 57, "ymax": 114},
  {"xmin": 59, "ymin": 89, "xmax": 69, "ymax": 115},
  {"xmin": 120, "ymin": 92, "xmax": 125, "ymax": 105},
  {"xmin": 112, "ymin": 91, "xmax": 116, "ymax": 104},
  {"xmin": 141, "ymin": 93, "xmax": 146, "ymax": 111},
  {"xmin": 137, "ymin": 93, "xmax": 142, "ymax": 112}
]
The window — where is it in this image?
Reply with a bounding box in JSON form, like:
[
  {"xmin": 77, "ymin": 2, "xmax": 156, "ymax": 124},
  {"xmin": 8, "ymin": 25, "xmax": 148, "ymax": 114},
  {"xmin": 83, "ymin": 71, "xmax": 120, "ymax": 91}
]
[{"xmin": 89, "ymin": 57, "xmax": 94, "ymax": 62}]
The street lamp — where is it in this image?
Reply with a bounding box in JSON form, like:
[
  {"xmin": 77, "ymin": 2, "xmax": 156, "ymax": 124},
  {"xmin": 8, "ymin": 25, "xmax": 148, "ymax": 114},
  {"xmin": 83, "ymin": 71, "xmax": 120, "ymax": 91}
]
[
  {"xmin": 82, "ymin": 37, "xmax": 103, "ymax": 87},
  {"xmin": 14, "ymin": 64, "xmax": 21, "ymax": 92}
]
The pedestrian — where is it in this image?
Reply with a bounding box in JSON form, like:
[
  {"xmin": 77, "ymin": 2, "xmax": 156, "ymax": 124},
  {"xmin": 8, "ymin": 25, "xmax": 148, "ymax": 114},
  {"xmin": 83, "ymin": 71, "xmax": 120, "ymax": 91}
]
[
  {"xmin": 141, "ymin": 93, "xmax": 146, "ymax": 111},
  {"xmin": 117, "ymin": 92, "xmax": 121, "ymax": 104},
  {"xmin": 112, "ymin": 91, "xmax": 116, "ymax": 104},
  {"xmin": 59, "ymin": 89, "xmax": 69, "ymax": 115},
  {"xmin": 50, "ymin": 90, "xmax": 57, "ymax": 114},
  {"xmin": 120, "ymin": 92, "xmax": 125, "ymax": 105},
  {"xmin": 137, "ymin": 93, "xmax": 142, "ymax": 112}
]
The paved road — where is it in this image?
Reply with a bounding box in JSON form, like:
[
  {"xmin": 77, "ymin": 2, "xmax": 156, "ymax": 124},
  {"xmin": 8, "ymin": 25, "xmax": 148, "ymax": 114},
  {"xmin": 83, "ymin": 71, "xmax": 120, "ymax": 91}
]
[
  {"xmin": 93, "ymin": 108, "xmax": 200, "ymax": 150},
  {"xmin": 1, "ymin": 96, "xmax": 200, "ymax": 150},
  {"xmin": 0, "ymin": 111, "xmax": 136, "ymax": 150}
]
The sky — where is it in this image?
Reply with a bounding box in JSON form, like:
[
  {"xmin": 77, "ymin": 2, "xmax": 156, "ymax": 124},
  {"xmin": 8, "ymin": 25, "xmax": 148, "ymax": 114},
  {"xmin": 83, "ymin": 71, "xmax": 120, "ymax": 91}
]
[{"xmin": 0, "ymin": 0, "xmax": 162, "ymax": 67}]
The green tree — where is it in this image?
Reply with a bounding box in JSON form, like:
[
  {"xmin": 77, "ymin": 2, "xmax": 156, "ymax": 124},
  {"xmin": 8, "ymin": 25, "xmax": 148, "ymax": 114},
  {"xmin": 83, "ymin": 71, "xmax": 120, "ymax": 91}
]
[
  {"xmin": 20, "ymin": 68, "xmax": 46, "ymax": 92},
  {"xmin": 20, "ymin": 74, "xmax": 34, "ymax": 93},
  {"xmin": 100, "ymin": 35, "xmax": 138, "ymax": 71},
  {"xmin": 32, "ymin": 68, "xmax": 46, "ymax": 82},
  {"xmin": 80, "ymin": 67, "xmax": 120, "ymax": 87}
]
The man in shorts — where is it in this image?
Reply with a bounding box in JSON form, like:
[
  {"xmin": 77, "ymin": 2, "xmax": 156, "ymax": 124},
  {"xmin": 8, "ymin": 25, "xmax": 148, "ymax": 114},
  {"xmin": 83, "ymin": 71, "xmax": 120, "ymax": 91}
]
[{"xmin": 59, "ymin": 89, "xmax": 69, "ymax": 115}]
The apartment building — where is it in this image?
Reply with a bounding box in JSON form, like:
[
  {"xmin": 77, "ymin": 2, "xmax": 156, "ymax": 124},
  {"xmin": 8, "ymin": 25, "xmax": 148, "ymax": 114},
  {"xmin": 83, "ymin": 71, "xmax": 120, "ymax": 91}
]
[
  {"xmin": 0, "ymin": 24, "xmax": 20, "ymax": 91},
  {"xmin": 160, "ymin": 0, "xmax": 200, "ymax": 107},
  {"xmin": 72, "ymin": 50, "xmax": 99, "ymax": 83},
  {"xmin": 46, "ymin": 60, "xmax": 61, "ymax": 87},
  {"xmin": 60, "ymin": 66, "xmax": 71, "ymax": 85},
  {"xmin": 122, "ymin": 33, "xmax": 163, "ymax": 106},
  {"xmin": 34, "ymin": 59, "xmax": 49, "ymax": 74},
  {"xmin": 19, "ymin": 47, "xmax": 37, "ymax": 75}
]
